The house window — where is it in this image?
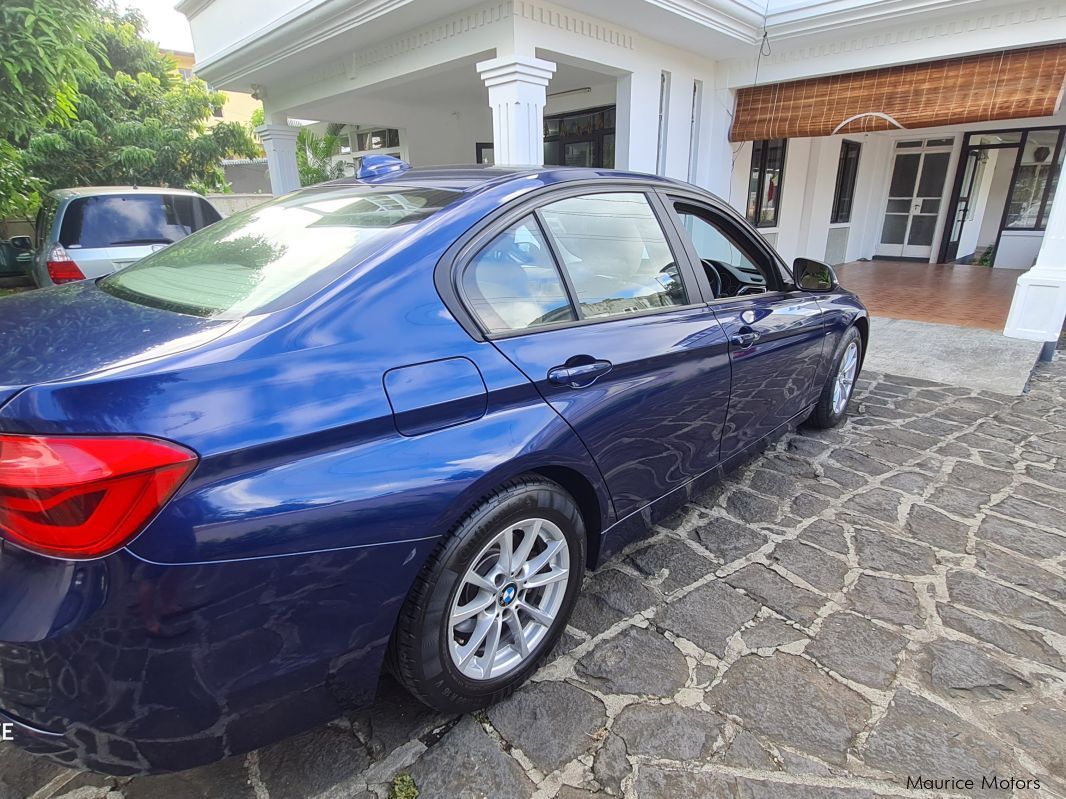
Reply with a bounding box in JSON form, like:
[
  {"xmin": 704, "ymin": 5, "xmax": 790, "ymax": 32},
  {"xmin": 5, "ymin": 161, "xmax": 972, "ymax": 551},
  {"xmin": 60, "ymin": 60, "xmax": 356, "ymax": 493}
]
[
  {"xmin": 746, "ymin": 139, "xmax": 787, "ymax": 228},
  {"xmin": 831, "ymin": 140, "xmax": 862, "ymax": 224},
  {"xmin": 1005, "ymin": 128, "xmax": 1064, "ymax": 230},
  {"xmin": 354, "ymin": 129, "xmax": 400, "ymax": 151},
  {"xmin": 543, "ymin": 106, "xmax": 615, "ymax": 168}
]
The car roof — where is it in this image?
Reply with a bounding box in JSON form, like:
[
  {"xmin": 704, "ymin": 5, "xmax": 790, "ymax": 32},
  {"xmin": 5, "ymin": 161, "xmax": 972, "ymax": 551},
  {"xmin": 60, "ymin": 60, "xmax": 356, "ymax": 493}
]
[
  {"xmin": 48, "ymin": 186, "xmax": 208, "ymax": 201},
  {"xmin": 321, "ymin": 164, "xmax": 693, "ymax": 194}
]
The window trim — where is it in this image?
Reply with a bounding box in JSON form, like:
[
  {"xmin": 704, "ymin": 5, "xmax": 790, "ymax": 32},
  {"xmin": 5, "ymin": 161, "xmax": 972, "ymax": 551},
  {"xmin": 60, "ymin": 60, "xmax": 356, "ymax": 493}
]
[
  {"xmin": 747, "ymin": 138, "xmax": 788, "ymax": 229},
  {"xmin": 460, "ymin": 212, "xmax": 580, "ymax": 335},
  {"xmin": 444, "ymin": 183, "xmax": 707, "ymax": 341},
  {"xmin": 830, "ymin": 140, "xmax": 862, "ymax": 225}
]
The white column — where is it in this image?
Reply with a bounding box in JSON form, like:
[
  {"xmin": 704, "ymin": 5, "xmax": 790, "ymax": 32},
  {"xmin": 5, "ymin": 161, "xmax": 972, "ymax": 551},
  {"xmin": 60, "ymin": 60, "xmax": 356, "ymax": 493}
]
[
  {"xmin": 256, "ymin": 124, "xmax": 300, "ymax": 195},
  {"xmin": 476, "ymin": 55, "xmax": 556, "ymax": 166},
  {"xmin": 696, "ymin": 83, "xmax": 735, "ymax": 197},
  {"xmin": 1004, "ymin": 188, "xmax": 1066, "ymax": 348},
  {"xmin": 615, "ymin": 70, "xmax": 661, "ymax": 174}
]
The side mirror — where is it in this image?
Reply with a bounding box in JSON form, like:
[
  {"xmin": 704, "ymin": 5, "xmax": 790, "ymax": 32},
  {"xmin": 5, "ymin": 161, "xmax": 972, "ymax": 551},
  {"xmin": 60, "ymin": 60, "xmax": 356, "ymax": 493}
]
[
  {"xmin": 794, "ymin": 257, "xmax": 837, "ymax": 292},
  {"xmin": 9, "ymin": 235, "xmax": 32, "ymax": 251}
]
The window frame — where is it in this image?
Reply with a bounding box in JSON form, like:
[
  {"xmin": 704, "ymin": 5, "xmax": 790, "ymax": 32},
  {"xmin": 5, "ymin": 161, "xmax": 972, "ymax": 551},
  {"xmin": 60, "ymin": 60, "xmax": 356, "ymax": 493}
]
[
  {"xmin": 460, "ymin": 212, "xmax": 579, "ymax": 335},
  {"xmin": 542, "ymin": 105, "xmax": 617, "ymax": 169},
  {"xmin": 1001, "ymin": 126, "xmax": 1065, "ymax": 232},
  {"xmin": 746, "ymin": 138, "xmax": 788, "ymax": 229},
  {"xmin": 447, "ymin": 183, "xmax": 705, "ymax": 341},
  {"xmin": 830, "ymin": 140, "xmax": 862, "ymax": 224}
]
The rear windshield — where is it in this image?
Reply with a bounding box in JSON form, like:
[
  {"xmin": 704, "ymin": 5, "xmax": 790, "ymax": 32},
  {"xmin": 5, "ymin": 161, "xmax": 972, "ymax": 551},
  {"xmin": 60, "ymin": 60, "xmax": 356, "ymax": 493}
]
[
  {"xmin": 99, "ymin": 186, "xmax": 461, "ymax": 318},
  {"xmin": 59, "ymin": 194, "xmax": 221, "ymax": 248}
]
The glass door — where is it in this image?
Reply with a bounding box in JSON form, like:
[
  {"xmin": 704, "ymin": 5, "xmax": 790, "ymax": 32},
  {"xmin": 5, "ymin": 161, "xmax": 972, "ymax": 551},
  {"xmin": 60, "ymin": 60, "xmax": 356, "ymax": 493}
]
[
  {"xmin": 875, "ymin": 138, "xmax": 953, "ymax": 259},
  {"xmin": 944, "ymin": 149, "xmax": 985, "ymax": 263}
]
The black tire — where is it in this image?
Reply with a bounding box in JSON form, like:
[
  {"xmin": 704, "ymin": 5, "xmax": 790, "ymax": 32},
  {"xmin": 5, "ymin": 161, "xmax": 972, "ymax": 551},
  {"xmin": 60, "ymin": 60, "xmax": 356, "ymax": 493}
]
[
  {"xmin": 807, "ymin": 325, "xmax": 863, "ymax": 429},
  {"xmin": 389, "ymin": 476, "xmax": 586, "ymax": 713}
]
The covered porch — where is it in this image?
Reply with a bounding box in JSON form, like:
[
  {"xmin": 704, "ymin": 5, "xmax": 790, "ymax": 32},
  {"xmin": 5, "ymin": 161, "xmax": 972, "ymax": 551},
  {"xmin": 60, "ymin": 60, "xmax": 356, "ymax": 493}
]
[
  {"xmin": 833, "ymin": 261, "xmax": 1022, "ymax": 331},
  {"xmin": 185, "ymin": 1, "xmax": 758, "ymax": 198},
  {"xmin": 179, "ymin": 0, "xmax": 1066, "ymax": 353}
]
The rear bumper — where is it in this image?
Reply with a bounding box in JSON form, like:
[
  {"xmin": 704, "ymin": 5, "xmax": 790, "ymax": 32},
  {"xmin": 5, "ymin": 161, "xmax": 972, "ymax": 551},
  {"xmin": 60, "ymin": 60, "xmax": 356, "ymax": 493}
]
[{"xmin": 0, "ymin": 537, "xmax": 436, "ymax": 774}]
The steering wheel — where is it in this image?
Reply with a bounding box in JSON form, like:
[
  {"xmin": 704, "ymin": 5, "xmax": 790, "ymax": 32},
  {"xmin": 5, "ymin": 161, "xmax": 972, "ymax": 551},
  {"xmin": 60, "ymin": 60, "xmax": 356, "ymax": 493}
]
[{"xmin": 701, "ymin": 260, "xmax": 723, "ymax": 299}]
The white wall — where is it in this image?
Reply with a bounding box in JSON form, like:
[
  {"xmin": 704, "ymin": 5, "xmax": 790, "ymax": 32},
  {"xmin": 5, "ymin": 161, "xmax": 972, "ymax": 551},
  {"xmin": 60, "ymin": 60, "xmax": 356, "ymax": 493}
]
[{"xmin": 996, "ymin": 231, "xmax": 1044, "ymax": 269}]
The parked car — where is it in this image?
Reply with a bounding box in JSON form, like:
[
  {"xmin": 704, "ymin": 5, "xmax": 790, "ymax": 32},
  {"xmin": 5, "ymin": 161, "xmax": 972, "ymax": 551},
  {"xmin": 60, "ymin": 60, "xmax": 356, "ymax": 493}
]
[
  {"xmin": 0, "ymin": 157, "xmax": 867, "ymax": 774},
  {"xmin": 27, "ymin": 186, "xmax": 222, "ymax": 287},
  {"xmin": 0, "ymin": 236, "xmax": 34, "ymax": 279}
]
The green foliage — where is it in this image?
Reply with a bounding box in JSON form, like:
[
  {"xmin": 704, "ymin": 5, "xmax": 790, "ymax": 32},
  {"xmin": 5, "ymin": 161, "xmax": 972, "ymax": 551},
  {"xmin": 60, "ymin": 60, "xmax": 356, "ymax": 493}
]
[
  {"xmin": 0, "ymin": 0, "xmax": 100, "ymax": 143},
  {"xmin": 387, "ymin": 773, "xmax": 418, "ymax": 799},
  {"xmin": 0, "ymin": 142, "xmax": 41, "ymax": 219},
  {"xmin": 297, "ymin": 123, "xmax": 346, "ymax": 186},
  {"xmin": 3, "ymin": 3, "xmax": 258, "ymax": 217}
]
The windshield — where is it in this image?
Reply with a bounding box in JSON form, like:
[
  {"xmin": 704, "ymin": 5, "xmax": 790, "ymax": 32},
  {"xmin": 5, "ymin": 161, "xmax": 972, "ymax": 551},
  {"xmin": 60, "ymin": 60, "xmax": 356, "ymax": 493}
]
[
  {"xmin": 100, "ymin": 186, "xmax": 461, "ymax": 318},
  {"xmin": 60, "ymin": 194, "xmax": 221, "ymax": 248}
]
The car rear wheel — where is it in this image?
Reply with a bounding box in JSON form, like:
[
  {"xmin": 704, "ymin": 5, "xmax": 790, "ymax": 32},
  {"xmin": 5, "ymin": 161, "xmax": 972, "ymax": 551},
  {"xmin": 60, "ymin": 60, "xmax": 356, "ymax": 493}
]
[
  {"xmin": 807, "ymin": 325, "xmax": 863, "ymax": 429},
  {"xmin": 389, "ymin": 476, "xmax": 586, "ymax": 712}
]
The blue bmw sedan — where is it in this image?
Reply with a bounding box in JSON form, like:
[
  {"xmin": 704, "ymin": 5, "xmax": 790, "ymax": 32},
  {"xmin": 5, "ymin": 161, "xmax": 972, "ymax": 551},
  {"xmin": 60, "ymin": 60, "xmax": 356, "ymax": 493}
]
[{"xmin": 0, "ymin": 158, "xmax": 867, "ymax": 774}]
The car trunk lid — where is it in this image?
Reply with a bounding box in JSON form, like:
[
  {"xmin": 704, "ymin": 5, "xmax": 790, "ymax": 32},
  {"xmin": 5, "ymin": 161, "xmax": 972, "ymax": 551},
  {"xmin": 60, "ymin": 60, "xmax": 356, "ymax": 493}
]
[{"xmin": 0, "ymin": 281, "xmax": 232, "ymax": 409}]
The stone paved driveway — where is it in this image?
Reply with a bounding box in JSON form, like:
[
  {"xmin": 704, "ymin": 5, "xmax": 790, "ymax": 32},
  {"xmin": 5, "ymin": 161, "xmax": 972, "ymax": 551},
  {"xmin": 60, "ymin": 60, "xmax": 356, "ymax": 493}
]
[{"xmin": 4, "ymin": 359, "xmax": 1066, "ymax": 799}]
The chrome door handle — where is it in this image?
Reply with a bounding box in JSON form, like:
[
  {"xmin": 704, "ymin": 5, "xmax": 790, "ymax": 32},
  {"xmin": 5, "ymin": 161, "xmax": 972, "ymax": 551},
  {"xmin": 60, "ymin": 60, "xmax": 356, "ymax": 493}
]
[
  {"xmin": 547, "ymin": 359, "xmax": 613, "ymax": 388},
  {"xmin": 730, "ymin": 330, "xmax": 760, "ymax": 349}
]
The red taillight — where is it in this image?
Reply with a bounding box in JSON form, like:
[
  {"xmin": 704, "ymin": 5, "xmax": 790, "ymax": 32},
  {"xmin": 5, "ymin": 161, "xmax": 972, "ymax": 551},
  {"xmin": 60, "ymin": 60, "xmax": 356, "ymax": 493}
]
[
  {"xmin": 46, "ymin": 244, "xmax": 85, "ymax": 283},
  {"xmin": 0, "ymin": 434, "xmax": 197, "ymax": 559}
]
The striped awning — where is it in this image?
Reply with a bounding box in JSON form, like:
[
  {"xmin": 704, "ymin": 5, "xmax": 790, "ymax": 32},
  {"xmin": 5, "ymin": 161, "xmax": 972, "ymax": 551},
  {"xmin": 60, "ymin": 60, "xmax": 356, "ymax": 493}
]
[{"xmin": 730, "ymin": 44, "xmax": 1066, "ymax": 142}]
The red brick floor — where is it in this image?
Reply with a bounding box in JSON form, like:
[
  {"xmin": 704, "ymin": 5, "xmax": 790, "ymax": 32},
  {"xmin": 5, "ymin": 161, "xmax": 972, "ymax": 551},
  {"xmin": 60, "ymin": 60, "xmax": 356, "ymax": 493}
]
[{"xmin": 833, "ymin": 260, "xmax": 1023, "ymax": 331}]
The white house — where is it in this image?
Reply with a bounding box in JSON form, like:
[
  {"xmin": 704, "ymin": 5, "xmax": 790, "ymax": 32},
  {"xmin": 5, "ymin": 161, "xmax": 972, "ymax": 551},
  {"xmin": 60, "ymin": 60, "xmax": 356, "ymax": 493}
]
[{"xmin": 177, "ymin": 0, "xmax": 1066, "ymax": 350}]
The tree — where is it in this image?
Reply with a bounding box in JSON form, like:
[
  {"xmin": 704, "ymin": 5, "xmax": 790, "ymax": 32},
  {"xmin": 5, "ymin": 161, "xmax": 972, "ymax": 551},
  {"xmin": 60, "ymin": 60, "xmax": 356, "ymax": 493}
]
[
  {"xmin": 297, "ymin": 123, "xmax": 346, "ymax": 186},
  {"xmin": 0, "ymin": 0, "xmax": 100, "ymax": 143},
  {"xmin": 0, "ymin": 0, "xmax": 100, "ymax": 217},
  {"xmin": 18, "ymin": 6, "xmax": 258, "ymax": 201}
]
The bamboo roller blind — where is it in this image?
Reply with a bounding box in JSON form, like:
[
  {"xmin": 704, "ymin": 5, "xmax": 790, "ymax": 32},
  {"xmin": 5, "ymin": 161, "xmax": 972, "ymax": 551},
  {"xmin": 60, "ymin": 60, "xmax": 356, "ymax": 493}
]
[{"xmin": 730, "ymin": 44, "xmax": 1066, "ymax": 142}]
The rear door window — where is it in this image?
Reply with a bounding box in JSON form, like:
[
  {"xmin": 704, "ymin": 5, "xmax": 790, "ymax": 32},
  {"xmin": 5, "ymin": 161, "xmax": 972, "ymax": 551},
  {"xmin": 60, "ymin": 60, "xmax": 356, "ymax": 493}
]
[
  {"xmin": 538, "ymin": 192, "xmax": 688, "ymax": 319},
  {"xmin": 59, "ymin": 195, "xmax": 222, "ymax": 249}
]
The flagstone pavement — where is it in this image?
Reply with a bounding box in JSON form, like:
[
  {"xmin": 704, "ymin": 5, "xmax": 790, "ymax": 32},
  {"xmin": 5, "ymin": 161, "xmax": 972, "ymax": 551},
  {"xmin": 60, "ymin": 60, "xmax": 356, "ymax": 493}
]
[{"xmin": 4, "ymin": 358, "xmax": 1066, "ymax": 799}]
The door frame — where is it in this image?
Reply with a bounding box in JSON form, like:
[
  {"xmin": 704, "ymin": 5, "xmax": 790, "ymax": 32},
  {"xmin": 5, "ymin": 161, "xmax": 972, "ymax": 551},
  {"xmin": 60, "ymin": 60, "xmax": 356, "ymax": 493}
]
[
  {"xmin": 874, "ymin": 136, "xmax": 956, "ymax": 261},
  {"xmin": 937, "ymin": 124, "xmax": 1066, "ymax": 265}
]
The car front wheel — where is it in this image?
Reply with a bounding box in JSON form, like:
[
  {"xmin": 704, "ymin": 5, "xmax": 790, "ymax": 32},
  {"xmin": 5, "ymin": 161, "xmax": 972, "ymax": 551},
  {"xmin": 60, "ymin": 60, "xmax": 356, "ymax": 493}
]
[
  {"xmin": 389, "ymin": 476, "xmax": 586, "ymax": 712},
  {"xmin": 807, "ymin": 325, "xmax": 863, "ymax": 428}
]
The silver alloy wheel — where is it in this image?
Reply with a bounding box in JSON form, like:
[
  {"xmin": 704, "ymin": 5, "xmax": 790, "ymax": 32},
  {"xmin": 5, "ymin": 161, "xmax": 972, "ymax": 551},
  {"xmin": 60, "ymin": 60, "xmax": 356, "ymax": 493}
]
[
  {"xmin": 832, "ymin": 340, "xmax": 859, "ymax": 415},
  {"xmin": 448, "ymin": 517, "xmax": 570, "ymax": 681}
]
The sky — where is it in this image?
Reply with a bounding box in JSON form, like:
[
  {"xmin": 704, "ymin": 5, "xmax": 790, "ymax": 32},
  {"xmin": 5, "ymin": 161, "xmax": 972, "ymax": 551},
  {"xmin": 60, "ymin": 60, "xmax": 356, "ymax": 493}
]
[{"xmin": 121, "ymin": 0, "xmax": 195, "ymax": 53}]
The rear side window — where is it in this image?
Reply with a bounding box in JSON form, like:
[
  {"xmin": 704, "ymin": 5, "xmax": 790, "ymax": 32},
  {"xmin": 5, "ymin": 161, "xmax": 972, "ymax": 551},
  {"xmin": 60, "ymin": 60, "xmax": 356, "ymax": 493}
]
[
  {"xmin": 35, "ymin": 197, "xmax": 58, "ymax": 249},
  {"xmin": 101, "ymin": 186, "xmax": 461, "ymax": 318},
  {"xmin": 462, "ymin": 216, "xmax": 576, "ymax": 333},
  {"xmin": 59, "ymin": 195, "xmax": 221, "ymax": 249},
  {"xmin": 538, "ymin": 193, "xmax": 687, "ymax": 319}
]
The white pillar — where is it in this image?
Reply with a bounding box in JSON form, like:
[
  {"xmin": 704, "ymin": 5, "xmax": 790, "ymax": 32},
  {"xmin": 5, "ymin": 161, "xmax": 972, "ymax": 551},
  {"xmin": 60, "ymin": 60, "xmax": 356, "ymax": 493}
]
[
  {"xmin": 695, "ymin": 83, "xmax": 735, "ymax": 198},
  {"xmin": 615, "ymin": 70, "xmax": 661, "ymax": 174},
  {"xmin": 476, "ymin": 55, "xmax": 556, "ymax": 166},
  {"xmin": 256, "ymin": 124, "xmax": 300, "ymax": 195},
  {"xmin": 1004, "ymin": 188, "xmax": 1066, "ymax": 346}
]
